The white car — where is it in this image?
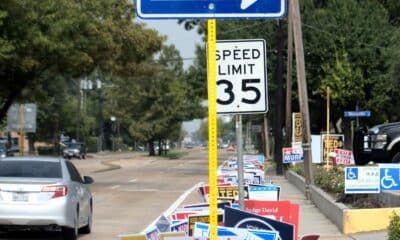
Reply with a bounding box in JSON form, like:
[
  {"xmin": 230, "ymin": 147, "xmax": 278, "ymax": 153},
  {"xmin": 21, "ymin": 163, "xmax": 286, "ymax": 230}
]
[{"xmin": 0, "ymin": 157, "xmax": 94, "ymax": 240}]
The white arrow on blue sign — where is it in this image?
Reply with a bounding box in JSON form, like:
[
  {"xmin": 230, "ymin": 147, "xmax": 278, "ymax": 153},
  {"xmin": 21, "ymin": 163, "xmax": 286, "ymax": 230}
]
[{"xmin": 136, "ymin": 0, "xmax": 287, "ymax": 19}]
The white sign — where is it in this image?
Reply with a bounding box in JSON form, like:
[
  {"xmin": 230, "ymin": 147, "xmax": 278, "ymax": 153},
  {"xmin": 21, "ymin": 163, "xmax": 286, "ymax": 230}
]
[
  {"xmin": 344, "ymin": 166, "xmax": 380, "ymax": 194},
  {"xmin": 216, "ymin": 39, "xmax": 267, "ymax": 114},
  {"xmin": 334, "ymin": 149, "xmax": 354, "ymax": 165}
]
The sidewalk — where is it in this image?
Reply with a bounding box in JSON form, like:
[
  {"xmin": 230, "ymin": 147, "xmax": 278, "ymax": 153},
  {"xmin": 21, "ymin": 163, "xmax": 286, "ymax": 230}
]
[{"xmin": 266, "ymin": 168, "xmax": 388, "ymax": 240}]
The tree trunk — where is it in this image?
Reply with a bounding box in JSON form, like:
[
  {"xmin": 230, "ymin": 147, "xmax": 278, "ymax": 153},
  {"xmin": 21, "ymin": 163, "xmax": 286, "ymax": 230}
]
[{"xmin": 148, "ymin": 140, "xmax": 155, "ymax": 156}]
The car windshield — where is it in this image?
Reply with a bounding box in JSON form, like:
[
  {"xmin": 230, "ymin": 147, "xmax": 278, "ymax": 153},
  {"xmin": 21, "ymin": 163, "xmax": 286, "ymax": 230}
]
[
  {"xmin": 67, "ymin": 143, "xmax": 82, "ymax": 149},
  {"xmin": 0, "ymin": 161, "xmax": 62, "ymax": 178}
]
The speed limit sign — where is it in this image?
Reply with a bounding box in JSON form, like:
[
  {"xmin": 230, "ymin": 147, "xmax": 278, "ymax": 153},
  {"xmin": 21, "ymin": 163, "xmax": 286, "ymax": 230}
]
[{"xmin": 216, "ymin": 39, "xmax": 268, "ymax": 114}]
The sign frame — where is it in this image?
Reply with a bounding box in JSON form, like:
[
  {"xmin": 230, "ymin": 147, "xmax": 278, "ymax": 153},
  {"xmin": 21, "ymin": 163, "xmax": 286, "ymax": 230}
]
[
  {"xmin": 136, "ymin": 0, "xmax": 287, "ymax": 19},
  {"xmin": 216, "ymin": 39, "xmax": 268, "ymax": 114}
]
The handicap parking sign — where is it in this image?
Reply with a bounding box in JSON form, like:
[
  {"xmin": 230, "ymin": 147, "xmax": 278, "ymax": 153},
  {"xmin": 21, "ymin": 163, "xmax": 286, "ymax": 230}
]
[
  {"xmin": 346, "ymin": 167, "xmax": 358, "ymax": 180},
  {"xmin": 379, "ymin": 164, "xmax": 400, "ymax": 191},
  {"xmin": 345, "ymin": 166, "xmax": 380, "ymax": 194}
]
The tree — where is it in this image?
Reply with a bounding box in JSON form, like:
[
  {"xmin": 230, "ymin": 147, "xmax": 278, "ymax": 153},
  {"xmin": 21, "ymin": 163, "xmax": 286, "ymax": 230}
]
[
  {"xmin": 104, "ymin": 45, "xmax": 201, "ymax": 155},
  {"xmin": 0, "ymin": 0, "xmax": 163, "ymax": 122}
]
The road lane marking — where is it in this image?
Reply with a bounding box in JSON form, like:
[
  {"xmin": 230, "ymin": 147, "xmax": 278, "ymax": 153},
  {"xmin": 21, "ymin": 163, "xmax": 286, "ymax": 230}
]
[
  {"xmin": 110, "ymin": 185, "xmax": 120, "ymax": 189},
  {"xmin": 141, "ymin": 181, "xmax": 204, "ymax": 234},
  {"xmin": 129, "ymin": 178, "xmax": 137, "ymax": 183}
]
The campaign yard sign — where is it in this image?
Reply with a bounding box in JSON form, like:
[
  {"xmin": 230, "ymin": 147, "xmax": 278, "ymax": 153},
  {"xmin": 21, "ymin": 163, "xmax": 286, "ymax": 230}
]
[
  {"xmin": 193, "ymin": 222, "xmax": 278, "ymax": 240},
  {"xmin": 188, "ymin": 213, "xmax": 224, "ymax": 236},
  {"xmin": 282, "ymin": 147, "xmax": 304, "ymax": 164},
  {"xmin": 170, "ymin": 221, "xmax": 189, "ymax": 235},
  {"xmin": 247, "ymin": 184, "xmax": 280, "ymax": 201},
  {"xmin": 224, "ymin": 207, "xmax": 295, "ymax": 240},
  {"xmin": 334, "ymin": 149, "xmax": 354, "ymax": 165},
  {"xmin": 244, "ymin": 200, "xmax": 299, "ymax": 240}
]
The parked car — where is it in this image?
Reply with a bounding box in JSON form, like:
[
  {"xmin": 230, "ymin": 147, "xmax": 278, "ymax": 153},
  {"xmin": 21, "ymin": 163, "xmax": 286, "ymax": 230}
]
[
  {"xmin": 354, "ymin": 122, "xmax": 400, "ymax": 164},
  {"xmin": 0, "ymin": 156, "xmax": 94, "ymax": 240},
  {"xmin": 63, "ymin": 142, "xmax": 86, "ymax": 160}
]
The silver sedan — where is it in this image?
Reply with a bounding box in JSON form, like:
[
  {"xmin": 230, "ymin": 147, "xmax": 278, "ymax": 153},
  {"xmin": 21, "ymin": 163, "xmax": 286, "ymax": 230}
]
[{"xmin": 0, "ymin": 156, "xmax": 94, "ymax": 240}]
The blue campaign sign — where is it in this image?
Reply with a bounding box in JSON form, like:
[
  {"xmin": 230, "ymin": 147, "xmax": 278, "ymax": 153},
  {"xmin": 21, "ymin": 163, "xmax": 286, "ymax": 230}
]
[
  {"xmin": 379, "ymin": 164, "xmax": 400, "ymax": 191},
  {"xmin": 136, "ymin": 0, "xmax": 286, "ymax": 19},
  {"xmin": 194, "ymin": 222, "xmax": 278, "ymax": 240},
  {"xmin": 344, "ymin": 111, "xmax": 371, "ymax": 117},
  {"xmin": 224, "ymin": 207, "xmax": 294, "ymax": 240}
]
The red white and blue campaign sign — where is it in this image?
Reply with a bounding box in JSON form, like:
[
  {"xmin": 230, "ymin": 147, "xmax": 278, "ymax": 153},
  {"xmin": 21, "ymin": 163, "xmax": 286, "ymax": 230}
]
[
  {"xmin": 224, "ymin": 207, "xmax": 295, "ymax": 240},
  {"xmin": 282, "ymin": 147, "xmax": 304, "ymax": 164},
  {"xmin": 136, "ymin": 0, "xmax": 286, "ymax": 19},
  {"xmin": 334, "ymin": 149, "xmax": 354, "ymax": 165}
]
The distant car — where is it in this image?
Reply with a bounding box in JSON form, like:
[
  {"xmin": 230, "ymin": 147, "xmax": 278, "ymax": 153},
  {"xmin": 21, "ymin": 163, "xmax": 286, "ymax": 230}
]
[
  {"xmin": 0, "ymin": 148, "xmax": 6, "ymax": 158},
  {"xmin": 227, "ymin": 145, "xmax": 236, "ymax": 151},
  {"xmin": 63, "ymin": 142, "xmax": 86, "ymax": 160},
  {"xmin": 0, "ymin": 156, "xmax": 94, "ymax": 240}
]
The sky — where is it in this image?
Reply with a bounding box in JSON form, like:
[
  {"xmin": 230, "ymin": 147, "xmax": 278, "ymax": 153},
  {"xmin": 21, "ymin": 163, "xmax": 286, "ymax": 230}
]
[{"xmin": 137, "ymin": 19, "xmax": 202, "ymax": 69}]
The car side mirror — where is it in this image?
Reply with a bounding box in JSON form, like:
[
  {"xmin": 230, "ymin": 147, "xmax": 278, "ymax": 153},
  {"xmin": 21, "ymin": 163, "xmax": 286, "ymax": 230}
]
[{"xmin": 83, "ymin": 176, "xmax": 94, "ymax": 184}]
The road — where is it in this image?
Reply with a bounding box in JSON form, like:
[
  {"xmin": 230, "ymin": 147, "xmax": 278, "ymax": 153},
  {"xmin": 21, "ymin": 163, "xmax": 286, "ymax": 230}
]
[{"xmin": 0, "ymin": 149, "xmax": 229, "ymax": 239}]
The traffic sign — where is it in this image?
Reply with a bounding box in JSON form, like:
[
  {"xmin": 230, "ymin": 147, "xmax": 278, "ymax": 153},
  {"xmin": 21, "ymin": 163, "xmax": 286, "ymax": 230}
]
[
  {"xmin": 344, "ymin": 166, "xmax": 380, "ymax": 194},
  {"xmin": 136, "ymin": 0, "xmax": 286, "ymax": 19},
  {"xmin": 379, "ymin": 164, "xmax": 400, "ymax": 191},
  {"xmin": 344, "ymin": 111, "xmax": 371, "ymax": 117},
  {"xmin": 216, "ymin": 39, "xmax": 267, "ymax": 114}
]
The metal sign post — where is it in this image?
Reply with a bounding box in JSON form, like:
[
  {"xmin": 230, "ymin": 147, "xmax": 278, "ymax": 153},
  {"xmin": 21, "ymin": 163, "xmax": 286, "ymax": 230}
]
[
  {"xmin": 236, "ymin": 115, "xmax": 244, "ymax": 209},
  {"xmin": 136, "ymin": 0, "xmax": 286, "ymax": 238}
]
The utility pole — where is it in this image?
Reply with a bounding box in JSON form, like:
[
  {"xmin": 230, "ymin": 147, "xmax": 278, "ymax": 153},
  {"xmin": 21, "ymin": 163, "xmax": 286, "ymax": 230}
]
[
  {"xmin": 274, "ymin": 19, "xmax": 284, "ymax": 175},
  {"xmin": 285, "ymin": 1, "xmax": 294, "ymax": 147},
  {"xmin": 263, "ymin": 114, "xmax": 271, "ymax": 161},
  {"xmin": 76, "ymin": 79, "xmax": 81, "ymax": 141},
  {"xmin": 291, "ymin": 0, "xmax": 314, "ymax": 198}
]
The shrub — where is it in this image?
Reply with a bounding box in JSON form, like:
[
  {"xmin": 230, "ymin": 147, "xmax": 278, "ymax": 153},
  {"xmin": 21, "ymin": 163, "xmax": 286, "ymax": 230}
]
[
  {"xmin": 313, "ymin": 165, "xmax": 345, "ymax": 194},
  {"xmin": 388, "ymin": 211, "xmax": 400, "ymax": 240}
]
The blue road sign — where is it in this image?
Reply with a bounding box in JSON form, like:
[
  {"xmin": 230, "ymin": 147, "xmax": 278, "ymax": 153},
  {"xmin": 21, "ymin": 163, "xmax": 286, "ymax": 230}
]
[
  {"xmin": 344, "ymin": 111, "xmax": 371, "ymax": 117},
  {"xmin": 379, "ymin": 164, "xmax": 400, "ymax": 191},
  {"xmin": 136, "ymin": 0, "xmax": 287, "ymax": 19}
]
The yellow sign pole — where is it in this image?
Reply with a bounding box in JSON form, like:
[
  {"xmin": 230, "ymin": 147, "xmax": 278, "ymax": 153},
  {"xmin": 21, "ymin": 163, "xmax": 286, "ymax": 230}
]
[
  {"xmin": 207, "ymin": 19, "xmax": 218, "ymax": 240},
  {"xmin": 326, "ymin": 86, "xmax": 330, "ymax": 168}
]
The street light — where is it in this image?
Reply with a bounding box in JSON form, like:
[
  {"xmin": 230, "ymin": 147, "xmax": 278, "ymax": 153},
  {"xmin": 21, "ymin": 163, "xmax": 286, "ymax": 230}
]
[
  {"xmin": 110, "ymin": 116, "xmax": 116, "ymax": 152},
  {"xmin": 96, "ymin": 78, "xmax": 104, "ymax": 152}
]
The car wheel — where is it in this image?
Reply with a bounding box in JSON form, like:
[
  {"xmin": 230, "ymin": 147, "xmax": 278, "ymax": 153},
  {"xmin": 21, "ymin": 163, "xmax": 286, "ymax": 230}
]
[
  {"xmin": 79, "ymin": 204, "xmax": 92, "ymax": 234},
  {"xmin": 63, "ymin": 211, "xmax": 78, "ymax": 240},
  {"xmin": 392, "ymin": 152, "xmax": 400, "ymax": 163},
  {"xmin": 82, "ymin": 154, "xmax": 86, "ymax": 159}
]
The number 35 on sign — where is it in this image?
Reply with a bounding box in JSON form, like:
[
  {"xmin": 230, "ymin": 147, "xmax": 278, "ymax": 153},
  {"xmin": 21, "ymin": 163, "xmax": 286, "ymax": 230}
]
[{"xmin": 216, "ymin": 39, "xmax": 268, "ymax": 114}]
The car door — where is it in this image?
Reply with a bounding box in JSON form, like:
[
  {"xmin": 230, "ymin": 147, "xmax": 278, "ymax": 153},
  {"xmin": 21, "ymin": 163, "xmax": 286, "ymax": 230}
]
[{"xmin": 65, "ymin": 161, "xmax": 91, "ymax": 227}]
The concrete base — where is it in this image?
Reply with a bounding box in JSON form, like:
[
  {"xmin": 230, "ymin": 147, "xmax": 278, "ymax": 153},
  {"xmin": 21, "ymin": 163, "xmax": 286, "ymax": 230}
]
[{"xmin": 286, "ymin": 170, "xmax": 400, "ymax": 234}]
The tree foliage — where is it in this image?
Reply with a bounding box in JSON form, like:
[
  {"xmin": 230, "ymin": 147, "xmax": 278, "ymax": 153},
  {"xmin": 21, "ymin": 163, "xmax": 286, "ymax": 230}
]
[{"xmin": 0, "ymin": 0, "xmax": 163, "ymax": 121}]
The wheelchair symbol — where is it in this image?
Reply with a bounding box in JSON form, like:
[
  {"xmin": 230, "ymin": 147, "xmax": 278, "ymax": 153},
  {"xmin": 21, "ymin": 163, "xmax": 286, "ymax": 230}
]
[
  {"xmin": 381, "ymin": 169, "xmax": 398, "ymax": 189},
  {"xmin": 346, "ymin": 168, "xmax": 358, "ymax": 180}
]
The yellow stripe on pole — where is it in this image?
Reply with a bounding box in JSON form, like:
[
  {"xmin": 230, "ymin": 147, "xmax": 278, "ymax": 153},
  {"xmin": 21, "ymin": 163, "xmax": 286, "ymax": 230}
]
[{"xmin": 207, "ymin": 19, "xmax": 218, "ymax": 240}]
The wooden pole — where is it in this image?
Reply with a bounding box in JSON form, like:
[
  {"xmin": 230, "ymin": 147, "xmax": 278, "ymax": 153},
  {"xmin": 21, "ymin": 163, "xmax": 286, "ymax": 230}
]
[
  {"xmin": 285, "ymin": 0, "xmax": 294, "ymax": 147},
  {"xmin": 291, "ymin": 0, "xmax": 314, "ymax": 198}
]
